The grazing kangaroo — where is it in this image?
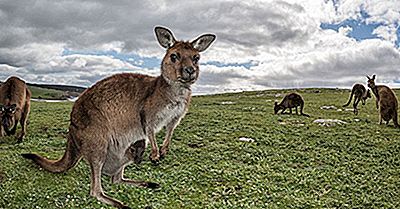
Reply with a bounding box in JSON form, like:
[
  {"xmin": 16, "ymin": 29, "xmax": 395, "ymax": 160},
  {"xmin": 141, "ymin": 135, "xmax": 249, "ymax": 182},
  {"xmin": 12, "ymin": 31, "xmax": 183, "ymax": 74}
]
[
  {"xmin": 367, "ymin": 75, "xmax": 399, "ymax": 128},
  {"xmin": 22, "ymin": 26, "xmax": 216, "ymax": 209},
  {"xmin": 0, "ymin": 76, "xmax": 31, "ymax": 142},
  {"xmin": 274, "ymin": 93, "xmax": 309, "ymax": 117},
  {"xmin": 342, "ymin": 83, "xmax": 371, "ymax": 115}
]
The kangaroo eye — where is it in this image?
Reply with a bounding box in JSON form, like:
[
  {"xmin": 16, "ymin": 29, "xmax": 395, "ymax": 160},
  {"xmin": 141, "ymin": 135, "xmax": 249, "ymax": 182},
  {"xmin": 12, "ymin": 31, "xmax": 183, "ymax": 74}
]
[
  {"xmin": 170, "ymin": 53, "xmax": 179, "ymax": 63},
  {"xmin": 193, "ymin": 55, "xmax": 200, "ymax": 64}
]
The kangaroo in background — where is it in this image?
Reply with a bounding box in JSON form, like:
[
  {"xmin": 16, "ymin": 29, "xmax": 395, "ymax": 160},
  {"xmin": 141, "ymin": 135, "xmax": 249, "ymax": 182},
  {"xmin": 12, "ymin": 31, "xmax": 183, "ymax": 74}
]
[
  {"xmin": 367, "ymin": 75, "xmax": 399, "ymax": 128},
  {"xmin": 0, "ymin": 76, "xmax": 31, "ymax": 142},
  {"xmin": 274, "ymin": 93, "xmax": 309, "ymax": 117},
  {"xmin": 343, "ymin": 83, "xmax": 371, "ymax": 115},
  {"xmin": 22, "ymin": 26, "xmax": 216, "ymax": 209}
]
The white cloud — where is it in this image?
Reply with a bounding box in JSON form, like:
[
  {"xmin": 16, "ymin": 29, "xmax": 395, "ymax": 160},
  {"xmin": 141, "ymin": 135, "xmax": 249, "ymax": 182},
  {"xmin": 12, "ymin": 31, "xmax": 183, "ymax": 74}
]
[
  {"xmin": 373, "ymin": 25, "xmax": 398, "ymax": 44},
  {"xmin": 0, "ymin": 0, "xmax": 399, "ymax": 94}
]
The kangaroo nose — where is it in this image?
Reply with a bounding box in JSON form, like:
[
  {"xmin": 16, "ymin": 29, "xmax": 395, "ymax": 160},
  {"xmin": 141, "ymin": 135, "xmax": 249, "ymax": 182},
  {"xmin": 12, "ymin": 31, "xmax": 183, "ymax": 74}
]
[{"xmin": 183, "ymin": 67, "xmax": 194, "ymax": 74}]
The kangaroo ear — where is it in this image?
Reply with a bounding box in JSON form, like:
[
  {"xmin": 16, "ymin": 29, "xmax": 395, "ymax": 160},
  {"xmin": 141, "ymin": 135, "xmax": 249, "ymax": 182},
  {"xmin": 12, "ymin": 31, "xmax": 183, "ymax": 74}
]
[
  {"xmin": 155, "ymin": 26, "xmax": 176, "ymax": 49},
  {"xmin": 372, "ymin": 75, "xmax": 376, "ymax": 80},
  {"xmin": 366, "ymin": 75, "xmax": 371, "ymax": 80},
  {"xmin": 191, "ymin": 34, "xmax": 216, "ymax": 52},
  {"xmin": 274, "ymin": 101, "xmax": 278, "ymax": 106}
]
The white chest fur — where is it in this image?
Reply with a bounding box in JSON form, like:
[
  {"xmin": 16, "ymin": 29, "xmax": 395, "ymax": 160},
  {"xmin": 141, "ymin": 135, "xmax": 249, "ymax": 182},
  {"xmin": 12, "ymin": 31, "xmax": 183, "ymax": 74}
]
[{"xmin": 154, "ymin": 100, "xmax": 187, "ymax": 132}]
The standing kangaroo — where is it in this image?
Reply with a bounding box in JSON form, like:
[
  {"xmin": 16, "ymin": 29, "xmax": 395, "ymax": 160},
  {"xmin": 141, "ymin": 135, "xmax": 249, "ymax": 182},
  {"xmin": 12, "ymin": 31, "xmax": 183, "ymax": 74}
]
[
  {"xmin": 0, "ymin": 76, "xmax": 31, "ymax": 142},
  {"xmin": 342, "ymin": 83, "xmax": 371, "ymax": 115},
  {"xmin": 22, "ymin": 26, "xmax": 216, "ymax": 209},
  {"xmin": 367, "ymin": 75, "xmax": 399, "ymax": 128},
  {"xmin": 274, "ymin": 93, "xmax": 309, "ymax": 117}
]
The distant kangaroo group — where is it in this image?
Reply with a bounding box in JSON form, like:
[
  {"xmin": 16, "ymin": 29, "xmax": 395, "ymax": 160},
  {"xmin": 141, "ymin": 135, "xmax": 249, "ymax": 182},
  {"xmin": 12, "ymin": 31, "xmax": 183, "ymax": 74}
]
[
  {"xmin": 275, "ymin": 75, "xmax": 398, "ymax": 128},
  {"xmin": 1, "ymin": 26, "xmax": 399, "ymax": 209}
]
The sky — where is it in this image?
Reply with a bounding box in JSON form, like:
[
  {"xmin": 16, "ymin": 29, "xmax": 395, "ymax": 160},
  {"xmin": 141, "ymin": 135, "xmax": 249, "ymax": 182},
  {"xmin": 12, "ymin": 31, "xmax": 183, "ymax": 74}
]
[{"xmin": 0, "ymin": 0, "xmax": 400, "ymax": 94}]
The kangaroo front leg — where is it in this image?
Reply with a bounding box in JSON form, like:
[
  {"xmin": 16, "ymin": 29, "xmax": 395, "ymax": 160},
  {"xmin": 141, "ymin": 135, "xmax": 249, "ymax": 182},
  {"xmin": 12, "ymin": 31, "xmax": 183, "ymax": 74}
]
[
  {"xmin": 147, "ymin": 129, "xmax": 159, "ymax": 163},
  {"xmin": 0, "ymin": 125, "xmax": 5, "ymax": 137},
  {"xmin": 160, "ymin": 118, "xmax": 180, "ymax": 159},
  {"xmin": 18, "ymin": 104, "xmax": 30, "ymax": 142}
]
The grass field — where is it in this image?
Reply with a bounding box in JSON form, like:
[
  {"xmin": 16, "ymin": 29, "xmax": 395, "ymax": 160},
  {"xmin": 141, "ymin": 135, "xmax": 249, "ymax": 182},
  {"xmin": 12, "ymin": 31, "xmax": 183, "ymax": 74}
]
[{"xmin": 0, "ymin": 88, "xmax": 399, "ymax": 209}]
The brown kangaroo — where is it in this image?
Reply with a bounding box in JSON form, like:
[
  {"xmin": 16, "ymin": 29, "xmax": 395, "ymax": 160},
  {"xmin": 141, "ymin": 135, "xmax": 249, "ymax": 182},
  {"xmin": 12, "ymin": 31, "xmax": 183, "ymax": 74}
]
[
  {"xmin": 342, "ymin": 83, "xmax": 371, "ymax": 115},
  {"xmin": 367, "ymin": 75, "xmax": 399, "ymax": 128},
  {"xmin": 0, "ymin": 76, "xmax": 31, "ymax": 142},
  {"xmin": 274, "ymin": 93, "xmax": 309, "ymax": 117},
  {"xmin": 22, "ymin": 26, "xmax": 216, "ymax": 209}
]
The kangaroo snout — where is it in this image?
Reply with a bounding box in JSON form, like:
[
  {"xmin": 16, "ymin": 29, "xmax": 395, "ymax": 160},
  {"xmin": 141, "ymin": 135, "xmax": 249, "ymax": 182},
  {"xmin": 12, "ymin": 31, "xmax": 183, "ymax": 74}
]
[
  {"xmin": 180, "ymin": 66, "xmax": 197, "ymax": 82},
  {"xmin": 182, "ymin": 66, "xmax": 194, "ymax": 75}
]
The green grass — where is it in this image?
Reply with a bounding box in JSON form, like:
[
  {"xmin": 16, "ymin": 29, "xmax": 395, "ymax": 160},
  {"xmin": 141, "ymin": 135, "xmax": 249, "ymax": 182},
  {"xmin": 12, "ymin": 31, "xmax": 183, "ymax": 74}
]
[{"xmin": 0, "ymin": 88, "xmax": 399, "ymax": 208}]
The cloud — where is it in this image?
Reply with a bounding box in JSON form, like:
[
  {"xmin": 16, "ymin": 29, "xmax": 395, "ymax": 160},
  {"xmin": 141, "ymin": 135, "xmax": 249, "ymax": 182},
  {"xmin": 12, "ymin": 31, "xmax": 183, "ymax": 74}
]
[{"xmin": 0, "ymin": 0, "xmax": 399, "ymax": 94}]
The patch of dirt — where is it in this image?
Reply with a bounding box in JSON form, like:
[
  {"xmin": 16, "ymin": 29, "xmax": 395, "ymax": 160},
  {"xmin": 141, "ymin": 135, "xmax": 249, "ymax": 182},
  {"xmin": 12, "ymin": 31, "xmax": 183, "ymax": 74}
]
[
  {"xmin": 320, "ymin": 105, "xmax": 337, "ymax": 110},
  {"xmin": 313, "ymin": 119, "xmax": 347, "ymax": 127}
]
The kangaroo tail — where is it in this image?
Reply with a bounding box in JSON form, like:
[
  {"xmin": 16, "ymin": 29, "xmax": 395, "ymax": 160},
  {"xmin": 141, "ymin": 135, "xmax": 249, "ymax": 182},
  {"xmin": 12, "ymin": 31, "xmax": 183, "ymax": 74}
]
[
  {"xmin": 343, "ymin": 89, "xmax": 354, "ymax": 107},
  {"xmin": 22, "ymin": 135, "xmax": 81, "ymax": 173}
]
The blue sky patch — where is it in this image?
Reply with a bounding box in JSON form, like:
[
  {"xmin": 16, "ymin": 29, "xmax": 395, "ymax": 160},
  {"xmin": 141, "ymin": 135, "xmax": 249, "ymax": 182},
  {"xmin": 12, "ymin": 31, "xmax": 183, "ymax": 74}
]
[
  {"xmin": 62, "ymin": 48, "xmax": 258, "ymax": 70},
  {"xmin": 320, "ymin": 7, "xmax": 400, "ymax": 47}
]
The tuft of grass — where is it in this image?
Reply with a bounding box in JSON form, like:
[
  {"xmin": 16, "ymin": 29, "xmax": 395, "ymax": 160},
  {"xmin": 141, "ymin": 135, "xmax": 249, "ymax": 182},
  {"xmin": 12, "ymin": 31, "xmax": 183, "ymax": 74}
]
[{"xmin": 0, "ymin": 88, "xmax": 399, "ymax": 208}]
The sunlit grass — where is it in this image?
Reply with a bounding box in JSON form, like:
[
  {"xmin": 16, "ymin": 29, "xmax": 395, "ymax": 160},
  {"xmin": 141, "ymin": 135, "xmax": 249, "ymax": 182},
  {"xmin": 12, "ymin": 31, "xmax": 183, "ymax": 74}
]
[{"xmin": 0, "ymin": 88, "xmax": 399, "ymax": 208}]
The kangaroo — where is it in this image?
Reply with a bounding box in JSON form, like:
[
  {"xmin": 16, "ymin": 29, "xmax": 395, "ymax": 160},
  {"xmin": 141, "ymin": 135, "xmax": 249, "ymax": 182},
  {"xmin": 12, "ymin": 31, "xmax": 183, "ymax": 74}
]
[
  {"xmin": 342, "ymin": 83, "xmax": 371, "ymax": 115},
  {"xmin": 0, "ymin": 76, "xmax": 31, "ymax": 142},
  {"xmin": 274, "ymin": 93, "xmax": 309, "ymax": 117},
  {"xmin": 21, "ymin": 26, "xmax": 216, "ymax": 209},
  {"xmin": 367, "ymin": 75, "xmax": 399, "ymax": 128}
]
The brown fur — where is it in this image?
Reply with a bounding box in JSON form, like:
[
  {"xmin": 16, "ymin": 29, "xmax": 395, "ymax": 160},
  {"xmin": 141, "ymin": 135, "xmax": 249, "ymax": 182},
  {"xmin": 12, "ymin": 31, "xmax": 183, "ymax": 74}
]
[
  {"xmin": 22, "ymin": 26, "xmax": 215, "ymax": 209},
  {"xmin": 367, "ymin": 75, "xmax": 399, "ymax": 128},
  {"xmin": 0, "ymin": 76, "xmax": 31, "ymax": 142},
  {"xmin": 343, "ymin": 83, "xmax": 371, "ymax": 115},
  {"xmin": 274, "ymin": 93, "xmax": 309, "ymax": 117}
]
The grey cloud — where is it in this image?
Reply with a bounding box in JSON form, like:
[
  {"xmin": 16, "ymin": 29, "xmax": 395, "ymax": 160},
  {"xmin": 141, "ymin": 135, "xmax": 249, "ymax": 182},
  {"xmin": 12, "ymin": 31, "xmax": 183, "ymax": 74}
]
[{"xmin": 0, "ymin": 0, "xmax": 399, "ymax": 94}]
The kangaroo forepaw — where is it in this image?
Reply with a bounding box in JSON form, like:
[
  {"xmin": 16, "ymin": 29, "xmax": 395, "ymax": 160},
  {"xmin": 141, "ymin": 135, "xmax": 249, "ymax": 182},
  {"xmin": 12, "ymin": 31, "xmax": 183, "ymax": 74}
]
[
  {"xmin": 149, "ymin": 154, "xmax": 160, "ymax": 165},
  {"xmin": 17, "ymin": 134, "xmax": 24, "ymax": 143},
  {"xmin": 159, "ymin": 148, "xmax": 168, "ymax": 160}
]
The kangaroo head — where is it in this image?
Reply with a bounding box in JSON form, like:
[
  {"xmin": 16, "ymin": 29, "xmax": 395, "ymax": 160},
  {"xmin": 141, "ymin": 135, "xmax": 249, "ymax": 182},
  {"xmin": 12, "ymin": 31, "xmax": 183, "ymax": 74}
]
[
  {"xmin": 1, "ymin": 104, "xmax": 17, "ymax": 130},
  {"xmin": 155, "ymin": 26, "xmax": 216, "ymax": 86},
  {"xmin": 366, "ymin": 75, "xmax": 376, "ymax": 89},
  {"xmin": 365, "ymin": 89, "xmax": 372, "ymax": 99},
  {"xmin": 361, "ymin": 89, "xmax": 371, "ymax": 105}
]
